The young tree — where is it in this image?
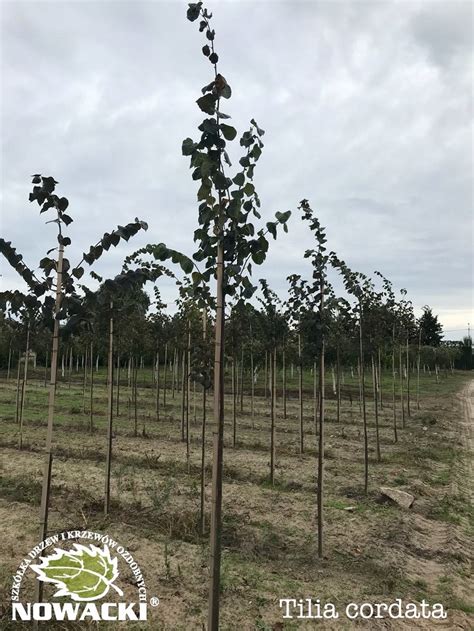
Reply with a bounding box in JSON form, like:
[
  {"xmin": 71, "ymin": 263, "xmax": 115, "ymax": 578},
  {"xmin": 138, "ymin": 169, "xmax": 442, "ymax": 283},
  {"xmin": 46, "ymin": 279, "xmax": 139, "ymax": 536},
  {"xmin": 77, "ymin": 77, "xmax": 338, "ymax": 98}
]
[
  {"xmin": 418, "ymin": 306, "xmax": 443, "ymax": 346},
  {"xmin": 300, "ymin": 199, "xmax": 329, "ymax": 558},
  {"xmin": 1, "ymin": 175, "xmax": 148, "ymax": 602},
  {"xmin": 257, "ymin": 280, "xmax": 287, "ymax": 484}
]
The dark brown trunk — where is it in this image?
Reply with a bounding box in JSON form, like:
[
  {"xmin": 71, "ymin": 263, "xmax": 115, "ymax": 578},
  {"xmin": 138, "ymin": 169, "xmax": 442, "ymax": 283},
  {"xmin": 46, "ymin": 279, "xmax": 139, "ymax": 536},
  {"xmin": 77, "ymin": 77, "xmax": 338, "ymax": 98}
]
[{"xmin": 317, "ymin": 277, "xmax": 325, "ymax": 558}]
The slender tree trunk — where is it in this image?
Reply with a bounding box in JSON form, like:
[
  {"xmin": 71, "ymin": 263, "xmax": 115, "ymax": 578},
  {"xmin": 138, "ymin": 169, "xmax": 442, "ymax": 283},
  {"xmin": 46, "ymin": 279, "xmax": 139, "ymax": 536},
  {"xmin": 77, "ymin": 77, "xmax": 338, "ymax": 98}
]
[
  {"xmin": 163, "ymin": 343, "xmax": 168, "ymax": 409},
  {"xmin": 417, "ymin": 328, "xmax": 421, "ymax": 410},
  {"xmin": 317, "ymin": 277, "xmax": 325, "ymax": 558},
  {"xmin": 89, "ymin": 342, "xmax": 94, "ymax": 434},
  {"xmin": 392, "ymin": 326, "xmax": 398, "ymax": 443},
  {"xmin": 200, "ymin": 311, "xmax": 207, "ymax": 535},
  {"xmin": 37, "ymin": 242, "xmax": 64, "ymax": 603},
  {"xmin": 181, "ymin": 349, "xmax": 186, "ymax": 442},
  {"xmin": 336, "ymin": 344, "xmax": 341, "ymax": 423},
  {"xmin": 186, "ymin": 326, "xmax": 191, "ymax": 471},
  {"xmin": 155, "ymin": 350, "xmax": 160, "ymax": 422},
  {"xmin": 232, "ymin": 357, "xmax": 237, "ymax": 447},
  {"xmin": 399, "ymin": 343, "xmax": 405, "ymax": 429},
  {"xmin": 19, "ymin": 324, "xmax": 30, "ymax": 450},
  {"xmin": 250, "ymin": 325, "xmax": 255, "ymax": 428},
  {"xmin": 207, "ymin": 209, "xmax": 225, "ymax": 631},
  {"xmin": 359, "ymin": 306, "xmax": 368, "ymax": 495},
  {"xmin": 172, "ymin": 348, "xmax": 177, "ymax": 400},
  {"xmin": 313, "ymin": 360, "xmax": 317, "ymax": 434},
  {"xmin": 116, "ymin": 349, "xmax": 121, "ymax": 417},
  {"xmin": 406, "ymin": 336, "xmax": 411, "ymax": 418},
  {"xmin": 239, "ymin": 348, "xmax": 244, "ymax": 413},
  {"xmin": 298, "ymin": 331, "xmax": 304, "ymax": 454},
  {"xmin": 270, "ymin": 349, "xmax": 276, "ymax": 484},
  {"xmin": 68, "ymin": 346, "xmax": 73, "ymax": 389},
  {"xmin": 372, "ymin": 355, "xmax": 381, "ymax": 462},
  {"xmin": 134, "ymin": 358, "xmax": 138, "ymax": 437},
  {"xmin": 282, "ymin": 347, "xmax": 287, "ymax": 420},
  {"xmin": 83, "ymin": 346, "xmax": 88, "ymax": 413},
  {"xmin": 378, "ymin": 347, "xmax": 383, "ymax": 409},
  {"xmin": 264, "ymin": 351, "xmax": 268, "ymax": 400},
  {"xmin": 357, "ymin": 360, "xmax": 362, "ymax": 414},
  {"xmin": 104, "ymin": 303, "xmax": 114, "ymax": 515},
  {"xmin": 7, "ymin": 343, "xmax": 12, "ymax": 382}
]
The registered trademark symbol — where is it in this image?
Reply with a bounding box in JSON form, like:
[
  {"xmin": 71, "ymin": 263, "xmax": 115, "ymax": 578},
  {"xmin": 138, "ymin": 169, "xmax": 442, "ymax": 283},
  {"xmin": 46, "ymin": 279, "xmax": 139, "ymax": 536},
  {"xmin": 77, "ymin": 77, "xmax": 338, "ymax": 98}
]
[{"xmin": 150, "ymin": 596, "xmax": 160, "ymax": 607}]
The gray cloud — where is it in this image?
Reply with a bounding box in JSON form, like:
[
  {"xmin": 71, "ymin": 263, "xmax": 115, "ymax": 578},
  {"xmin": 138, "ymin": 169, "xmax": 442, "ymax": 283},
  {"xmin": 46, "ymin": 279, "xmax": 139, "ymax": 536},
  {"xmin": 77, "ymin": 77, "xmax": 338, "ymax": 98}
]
[{"xmin": 1, "ymin": 0, "xmax": 472, "ymax": 339}]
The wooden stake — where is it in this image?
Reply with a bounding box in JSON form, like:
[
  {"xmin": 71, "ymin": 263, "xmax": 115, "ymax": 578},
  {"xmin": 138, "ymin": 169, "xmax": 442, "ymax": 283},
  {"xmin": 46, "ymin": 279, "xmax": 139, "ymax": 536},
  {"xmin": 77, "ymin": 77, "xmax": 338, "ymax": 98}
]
[{"xmin": 104, "ymin": 302, "xmax": 114, "ymax": 515}]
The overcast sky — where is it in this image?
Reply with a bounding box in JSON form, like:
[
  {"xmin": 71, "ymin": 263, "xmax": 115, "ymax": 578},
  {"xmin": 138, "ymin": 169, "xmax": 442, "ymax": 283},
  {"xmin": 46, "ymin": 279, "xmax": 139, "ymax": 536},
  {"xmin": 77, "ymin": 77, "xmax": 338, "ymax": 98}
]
[{"xmin": 1, "ymin": 0, "xmax": 472, "ymax": 339}]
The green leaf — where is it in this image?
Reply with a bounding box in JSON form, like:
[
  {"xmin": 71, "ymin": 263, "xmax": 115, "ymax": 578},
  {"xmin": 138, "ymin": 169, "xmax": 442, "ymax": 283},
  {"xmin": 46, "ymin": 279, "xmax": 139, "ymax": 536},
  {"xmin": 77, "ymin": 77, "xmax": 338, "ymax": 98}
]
[
  {"xmin": 223, "ymin": 151, "xmax": 232, "ymax": 167},
  {"xmin": 101, "ymin": 233, "xmax": 112, "ymax": 250},
  {"xmin": 30, "ymin": 543, "xmax": 123, "ymax": 602},
  {"xmin": 212, "ymin": 171, "xmax": 228, "ymax": 190},
  {"xmin": 220, "ymin": 124, "xmax": 237, "ymax": 141},
  {"xmin": 179, "ymin": 256, "xmax": 193, "ymax": 274},
  {"xmin": 72, "ymin": 267, "xmax": 84, "ymax": 280},
  {"xmin": 251, "ymin": 118, "xmax": 265, "ymax": 136},
  {"xmin": 187, "ymin": 2, "xmax": 202, "ymax": 22},
  {"xmin": 58, "ymin": 235, "xmax": 71, "ymax": 247},
  {"xmin": 197, "ymin": 181, "xmax": 212, "ymax": 201},
  {"xmin": 252, "ymin": 250, "xmax": 266, "ymax": 265},
  {"xmin": 220, "ymin": 84, "xmax": 231, "ymax": 99},
  {"xmin": 244, "ymin": 182, "xmax": 255, "ymax": 196},
  {"xmin": 110, "ymin": 233, "xmax": 120, "ymax": 247},
  {"xmin": 202, "ymin": 45, "xmax": 210, "ymax": 56},
  {"xmin": 275, "ymin": 210, "xmax": 291, "ymax": 224},
  {"xmin": 266, "ymin": 222, "xmax": 277, "ymax": 239},
  {"xmin": 61, "ymin": 214, "xmax": 73, "ymax": 226},
  {"xmin": 233, "ymin": 172, "xmax": 245, "ymax": 187},
  {"xmin": 209, "ymin": 52, "xmax": 218, "ymax": 64},
  {"xmin": 57, "ymin": 197, "xmax": 69, "ymax": 212},
  {"xmin": 251, "ymin": 145, "xmax": 262, "ymax": 160},
  {"xmin": 182, "ymin": 138, "xmax": 196, "ymax": 156},
  {"xmin": 201, "ymin": 80, "xmax": 215, "ymax": 95},
  {"xmin": 196, "ymin": 94, "xmax": 217, "ymax": 115}
]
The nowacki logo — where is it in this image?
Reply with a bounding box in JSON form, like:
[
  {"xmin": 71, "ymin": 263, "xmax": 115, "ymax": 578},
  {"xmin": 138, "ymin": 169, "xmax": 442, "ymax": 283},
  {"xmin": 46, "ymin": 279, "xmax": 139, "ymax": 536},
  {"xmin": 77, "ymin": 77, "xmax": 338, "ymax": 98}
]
[
  {"xmin": 11, "ymin": 530, "xmax": 151, "ymax": 622},
  {"xmin": 30, "ymin": 543, "xmax": 123, "ymax": 602}
]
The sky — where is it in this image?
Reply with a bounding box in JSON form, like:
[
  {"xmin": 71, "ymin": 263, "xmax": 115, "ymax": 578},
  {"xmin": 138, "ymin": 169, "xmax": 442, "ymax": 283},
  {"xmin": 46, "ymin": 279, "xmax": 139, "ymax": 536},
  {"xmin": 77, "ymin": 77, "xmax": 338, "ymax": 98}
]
[{"xmin": 0, "ymin": 0, "xmax": 472, "ymax": 340}]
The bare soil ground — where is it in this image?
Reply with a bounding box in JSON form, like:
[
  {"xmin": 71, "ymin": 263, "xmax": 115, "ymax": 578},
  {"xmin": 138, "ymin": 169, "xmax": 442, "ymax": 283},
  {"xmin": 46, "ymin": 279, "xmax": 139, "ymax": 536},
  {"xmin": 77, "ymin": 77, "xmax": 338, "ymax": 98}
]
[{"xmin": 0, "ymin": 369, "xmax": 472, "ymax": 630}]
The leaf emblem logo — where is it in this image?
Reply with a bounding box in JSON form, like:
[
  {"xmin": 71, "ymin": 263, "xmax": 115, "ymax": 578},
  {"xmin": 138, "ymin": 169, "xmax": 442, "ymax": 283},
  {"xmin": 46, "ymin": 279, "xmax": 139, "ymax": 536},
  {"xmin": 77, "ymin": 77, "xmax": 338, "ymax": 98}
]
[{"xmin": 30, "ymin": 544, "xmax": 124, "ymax": 602}]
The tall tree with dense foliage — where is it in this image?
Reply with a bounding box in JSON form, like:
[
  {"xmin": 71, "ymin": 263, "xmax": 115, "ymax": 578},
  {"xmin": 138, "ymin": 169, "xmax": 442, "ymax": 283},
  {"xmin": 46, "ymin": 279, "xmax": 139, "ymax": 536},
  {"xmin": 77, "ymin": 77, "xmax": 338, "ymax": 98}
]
[{"xmin": 418, "ymin": 306, "xmax": 443, "ymax": 347}]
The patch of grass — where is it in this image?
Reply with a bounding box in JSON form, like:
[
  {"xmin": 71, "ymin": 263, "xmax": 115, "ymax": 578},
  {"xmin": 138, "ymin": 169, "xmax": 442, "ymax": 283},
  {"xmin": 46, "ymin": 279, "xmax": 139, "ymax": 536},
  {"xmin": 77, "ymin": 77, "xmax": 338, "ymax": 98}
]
[
  {"xmin": 0, "ymin": 474, "xmax": 42, "ymax": 505},
  {"xmin": 258, "ymin": 477, "xmax": 304, "ymax": 493},
  {"xmin": 393, "ymin": 474, "xmax": 408, "ymax": 486},
  {"xmin": 431, "ymin": 469, "xmax": 451, "ymax": 486},
  {"xmin": 326, "ymin": 499, "xmax": 351, "ymax": 510},
  {"xmin": 428, "ymin": 495, "xmax": 473, "ymax": 525},
  {"xmin": 446, "ymin": 598, "xmax": 474, "ymax": 615}
]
